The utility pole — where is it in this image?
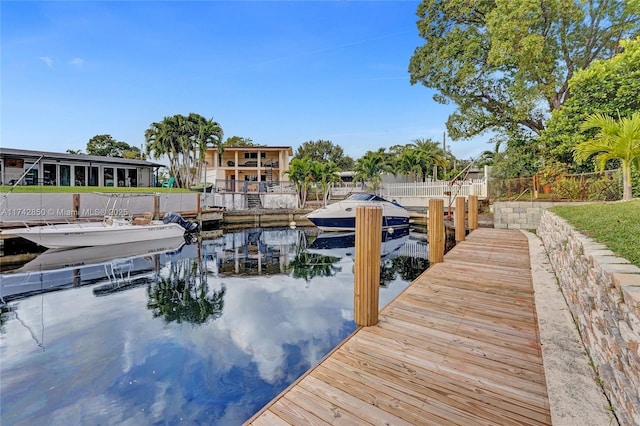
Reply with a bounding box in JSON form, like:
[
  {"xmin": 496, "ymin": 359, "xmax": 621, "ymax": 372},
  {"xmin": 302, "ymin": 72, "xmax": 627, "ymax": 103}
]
[{"xmin": 443, "ymin": 132, "xmax": 447, "ymax": 177}]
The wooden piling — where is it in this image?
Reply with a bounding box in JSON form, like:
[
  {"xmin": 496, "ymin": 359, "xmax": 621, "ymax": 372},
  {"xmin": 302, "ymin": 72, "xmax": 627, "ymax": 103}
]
[
  {"xmin": 455, "ymin": 196, "xmax": 466, "ymax": 242},
  {"xmin": 428, "ymin": 199, "xmax": 444, "ymax": 264},
  {"xmin": 354, "ymin": 206, "xmax": 382, "ymax": 327},
  {"xmin": 153, "ymin": 194, "xmax": 160, "ymax": 220},
  {"xmin": 468, "ymin": 194, "xmax": 478, "ymax": 230},
  {"xmin": 72, "ymin": 194, "xmax": 80, "ymax": 219}
]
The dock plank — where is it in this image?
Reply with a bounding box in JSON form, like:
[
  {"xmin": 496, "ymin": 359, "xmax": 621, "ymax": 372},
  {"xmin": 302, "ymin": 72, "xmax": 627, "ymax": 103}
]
[{"xmin": 246, "ymin": 228, "xmax": 551, "ymax": 425}]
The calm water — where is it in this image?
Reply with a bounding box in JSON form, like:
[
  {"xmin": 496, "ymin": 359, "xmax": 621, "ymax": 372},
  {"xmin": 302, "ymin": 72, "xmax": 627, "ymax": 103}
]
[{"xmin": 0, "ymin": 227, "xmax": 429, "ymax": 425}]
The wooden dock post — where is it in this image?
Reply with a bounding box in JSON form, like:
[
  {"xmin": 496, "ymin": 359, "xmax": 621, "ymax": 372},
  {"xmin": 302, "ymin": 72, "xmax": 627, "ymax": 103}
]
[
  {"xmin": 153, "ymin": 194, "xmax": 160, "ymax": 220},
  {"xmin": 468, "ymin": 195, "xmax": 478, "ymax": 231},
  {"xmin": 354, "ymin": 206, "xmax": 382, "ymax": 326},
  {"xmin": 455, "ymin": 196, "xmax": 466, "ymax": 242},
  {"xmin": 428, "ymin": 199, "xmax": 444, "ymax": 264},
  {"xmin": 72, "ymin": 194, "xmax": 80, "ymax": 219}
]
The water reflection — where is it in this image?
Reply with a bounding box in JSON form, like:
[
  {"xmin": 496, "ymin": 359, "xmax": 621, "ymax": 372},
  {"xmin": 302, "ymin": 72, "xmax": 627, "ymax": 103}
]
[
  {"xmin": 0, "ymin": 227, "xmax": 429, "ymax": 425},
  {"xmin": 147, "ymin": 257, "xmax": 226, "ymax": 325}
]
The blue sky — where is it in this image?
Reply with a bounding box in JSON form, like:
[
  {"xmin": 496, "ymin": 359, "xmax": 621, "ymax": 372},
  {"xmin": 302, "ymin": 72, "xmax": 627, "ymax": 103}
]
[{"xmin": 2, "ymin": 1, "xmax": 488, "ymax": 161}]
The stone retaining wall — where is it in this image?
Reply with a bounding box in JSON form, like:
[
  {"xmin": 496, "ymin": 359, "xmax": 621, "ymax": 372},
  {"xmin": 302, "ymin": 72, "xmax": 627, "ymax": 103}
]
[
  {"xmin": 493, "ymin": 201, "xmax": 583, "ymax": 230},
  {"xmin": 537, "ymin": 210, "xmax": 640, "ymax": 426}
]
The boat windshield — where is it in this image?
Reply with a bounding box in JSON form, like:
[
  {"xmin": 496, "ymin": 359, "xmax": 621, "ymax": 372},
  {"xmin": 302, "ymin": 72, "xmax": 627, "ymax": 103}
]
[{"xmin": 347, "ymin": 193, "xmax": 388, "ymax": 203}]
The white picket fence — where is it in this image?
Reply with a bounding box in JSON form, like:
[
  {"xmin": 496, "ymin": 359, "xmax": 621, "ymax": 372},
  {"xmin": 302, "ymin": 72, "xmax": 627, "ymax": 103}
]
[
  {"xmin": 380, "ymin": 179, "xmax": 487, "ymax": 199},
  {"xmin": 330, "ymin": 179, "xmax": 487, "ymax": 200}
]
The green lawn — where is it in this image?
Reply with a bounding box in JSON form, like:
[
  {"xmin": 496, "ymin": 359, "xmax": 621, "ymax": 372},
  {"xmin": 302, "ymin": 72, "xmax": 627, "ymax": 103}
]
[
  {"xmin": 0, "ymin": 186, "xmax": 191, "ymax": 194},
  {"xmin": 550, "ymin": 200, "xmax": 640, "ymax": 267}
]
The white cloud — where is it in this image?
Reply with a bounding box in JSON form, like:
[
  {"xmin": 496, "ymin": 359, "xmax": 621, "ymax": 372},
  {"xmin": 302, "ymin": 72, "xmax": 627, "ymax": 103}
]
[
  {"xmin": 69, "ymin": 57, "xmax": 84, "ymax": 69},
  {"xmin": 39, "ymin": 56, "xmax": 53, "ymax": 67}
]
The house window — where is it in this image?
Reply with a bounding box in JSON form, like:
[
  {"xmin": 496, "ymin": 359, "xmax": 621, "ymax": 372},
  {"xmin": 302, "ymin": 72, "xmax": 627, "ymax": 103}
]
[
  {"xmin": 74, "ymin": 165, "xmax": 86, "ymax": 186},
  {"xmin": 243, "ymin": 152, "xmax": 266, "ymax": 159},
  {"xmin": 60, "ymin": 165, "xmax": 71, "ymax": 186},
  {"xmin": 127, "ymin": 169, "xmax": 137, "ymax": 187},
  {"xmin": 117, "ymin": 168, "xmax": 127, "ymax": 186},
  {"xmin": 89, "ymin": 166, "xmax": 99, "ymax": 186},
  {"xmin": 24, "ymin": 162, "xmax": 38, "ymax": 185},
  {"xmin": 104, "ymin": 167, "xmax": 114, "ymax": 186},
  {"xmin": 43, "ymin": 163, "xmax": 57, "ymax": 185}
]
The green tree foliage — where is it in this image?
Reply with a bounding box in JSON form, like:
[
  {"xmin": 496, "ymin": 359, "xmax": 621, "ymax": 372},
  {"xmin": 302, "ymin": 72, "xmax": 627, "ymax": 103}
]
[
  {"xmin": 542, "ymin": 37, "xmax": 640, "ymax": 166},
  {"xmin": 388, "ymin": 139, "xmax": 447, "ymax": 181},
  {"xmin": 285, "ymin": 157, "xmax": 314, "ymax": 208},
  {"xmin": 489, "ymin": 138, "xmax": 542, "ymax": 180},
  {"xmin": 223, "ymin": 136, "xmax": 261, "ymax": 146},
  {"xmin": 574, "ymin": 112, "xmax": 640, "ymax": 201},
  {"xmin": 354, "ymin": 149, "xmax": 391, "ymax": 191},
  {"xmin": 409, "ymin": 0, "xmax": 639, "ymax": 142},
  {"xmin": 294, "ymin": 140, "xmax": 355, "ymax": 171},
  {"xmin": 286, "ymin": 158, "xmax": 341, "ymax": 207},
  {"xmin": 86, "ymin": 134, "xmax": 142, "ymax": 158},
  {"xmin": 310, "ymin": 161, "xmax": 341, "ymax": 205},
  {"xmin": 409, "ymin": 138, "xmax": 448, "ymax": 181},
  {"xmin": 145, "ymin": 113, "xmax": 223, "ymax": 188}
]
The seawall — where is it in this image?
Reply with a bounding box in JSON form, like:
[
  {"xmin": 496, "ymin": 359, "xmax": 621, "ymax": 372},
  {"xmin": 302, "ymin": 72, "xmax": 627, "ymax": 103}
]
[{"xmin": 537, "ymin": 210, "xmax": 640, "ymax": 425}]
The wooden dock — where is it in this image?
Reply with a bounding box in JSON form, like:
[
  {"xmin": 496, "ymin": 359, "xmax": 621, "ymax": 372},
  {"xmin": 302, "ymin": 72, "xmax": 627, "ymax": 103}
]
[{"xmin": 246, "ymin": 228, "xmax": 551, "ymax": 425}]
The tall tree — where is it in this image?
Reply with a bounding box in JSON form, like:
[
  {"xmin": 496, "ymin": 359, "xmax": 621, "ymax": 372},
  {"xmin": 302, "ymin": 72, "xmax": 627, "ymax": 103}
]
[
  {"xmin": 223, "ymin": 136, "xmax": 260, "ymax": 146},
  {"xmin": 145, "ymin": 113, "xmax": 223, "ymax": 187},
  {"xmin": 574, "ymin": 112, "xmax": 640, "ymax": 201},
  {"xmin": 285, "ymin": 157, "xmax": 314, "ymax": 208},
  {"xmin": 86, "ymin": 134, "xmax": 141, "ymax": 158},
  {"xmin": 411, "ymin": 138, "xmax": 448, "ymax": 181},
  {"xmin": 409, "ymin": 0, "xmax": 639, "ymax": 142},
  {"xmin": 396, "ymin": 149, "xmax": 423, "ymax": 181},
  {"xmin": 294, "ymin": 140, "xmax": 355, "ymax": 171},
  {"xmin": 353, "ymin": 149, "xmax": 391, "ymax": 191},
  {"xmin": 309, "ymin": 161, "xmax": 341, "ymax": 205},
  {"xmin": 542, "ymin": 37, "xmax": 640, "ymax": 166}
]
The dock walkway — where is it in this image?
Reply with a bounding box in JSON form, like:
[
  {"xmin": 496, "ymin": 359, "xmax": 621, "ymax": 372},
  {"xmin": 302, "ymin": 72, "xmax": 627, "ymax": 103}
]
[{"xmin": 247, "ymin": 228, "xmax": 552, "ymax": 425}]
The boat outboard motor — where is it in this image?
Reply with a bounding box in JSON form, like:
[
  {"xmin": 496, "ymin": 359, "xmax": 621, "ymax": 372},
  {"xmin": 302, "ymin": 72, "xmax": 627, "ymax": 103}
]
[{"xmin": 163, "ymin": 212, "xmax": 199, "ymax": 232}]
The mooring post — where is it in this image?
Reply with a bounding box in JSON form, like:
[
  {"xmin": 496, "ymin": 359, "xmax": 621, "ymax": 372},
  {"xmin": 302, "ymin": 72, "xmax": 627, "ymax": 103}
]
[
  {"xmin": 72, "ymin": 194, "xmax": 80, "ymax": 219},
  {"xmin": 354, "ymin": 205, "xmax": 382, "ymax": 327},
  {"xmin": 153, "ymin": 194, "xmax": 160, "ymax": 220},
  {"xmin": 455, "ymin": 196, "xmax": 466, "ymax": 242},
  {"xmin": 428, "ymin": 199, "xmax": 444, "ymax": 264},
  {"xmin": 468, "ymin": 195, "xmax": 478, "ymax": 231}
]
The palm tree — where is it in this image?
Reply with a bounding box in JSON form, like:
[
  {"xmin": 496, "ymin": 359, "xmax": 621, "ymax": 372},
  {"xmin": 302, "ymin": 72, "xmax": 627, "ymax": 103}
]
[
  {"xmin": 397, "ymin": 149, "xmax": 423, "ymax": 181},
  {"xmin": 285, "ymin": 157, "xmax": 314, "ymax": 208},
  {"xmin": 145, "ymin": 113, "xmax": 223, "ymax": 188},
  {"xmin": 312, "ymin": 161, "xmax": 341, "ymax": 205},
  {"xmin": 574, "ymin": 112, "xmax": 640, "ymax": 201},
  {"xmin": 411, "ymin": 138, "xmax": 448, "ymax": 181},
  {"xmin": 190, "ymin": 113, "xmax": 224, "ymax": 185},
  {"xmin": 353, "ymin": 149, "xmax": 391, "ymax": 192}
]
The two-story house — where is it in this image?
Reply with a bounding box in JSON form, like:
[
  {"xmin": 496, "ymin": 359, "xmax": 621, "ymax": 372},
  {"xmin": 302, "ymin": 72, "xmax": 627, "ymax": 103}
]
[{"xmin": 202, "ymin": 146, "xmax": 293, "ymax": 192}]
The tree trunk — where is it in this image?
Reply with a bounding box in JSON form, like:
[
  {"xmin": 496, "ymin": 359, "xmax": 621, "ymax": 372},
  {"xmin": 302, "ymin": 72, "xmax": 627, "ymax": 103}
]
[{"xmin": 623, "ymin": 163, "xmax": 633, "ymax": 201}]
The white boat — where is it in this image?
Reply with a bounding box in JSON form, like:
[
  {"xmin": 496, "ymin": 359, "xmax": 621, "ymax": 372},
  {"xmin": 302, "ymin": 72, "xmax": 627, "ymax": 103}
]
[
  {"xmin": 1, "ymin": 193, "xmax": 198, "ymax": 249},
  {"xmin": 3, "ymin": 218, "xmax": 190, "ymax": 249},
  {"xmin": 305, "ymin": 193, "xmax": 410, "ymax": 232}
]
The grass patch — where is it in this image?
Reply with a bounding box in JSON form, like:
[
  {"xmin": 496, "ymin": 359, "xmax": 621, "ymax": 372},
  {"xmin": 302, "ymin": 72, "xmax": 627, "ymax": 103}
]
[
  {"xmin": 0, "ymin": 186, "xmax": 190, "ymax": 194},
  {"xmin": 550, "ymin": 200, "xmax": 640, "ymax": 267}
]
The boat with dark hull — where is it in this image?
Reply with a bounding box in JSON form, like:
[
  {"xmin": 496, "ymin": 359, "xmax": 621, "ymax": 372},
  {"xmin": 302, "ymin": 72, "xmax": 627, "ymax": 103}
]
[{"xmin": 305, "ymin": 193, "xmax": 410, "ymax": 232}]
